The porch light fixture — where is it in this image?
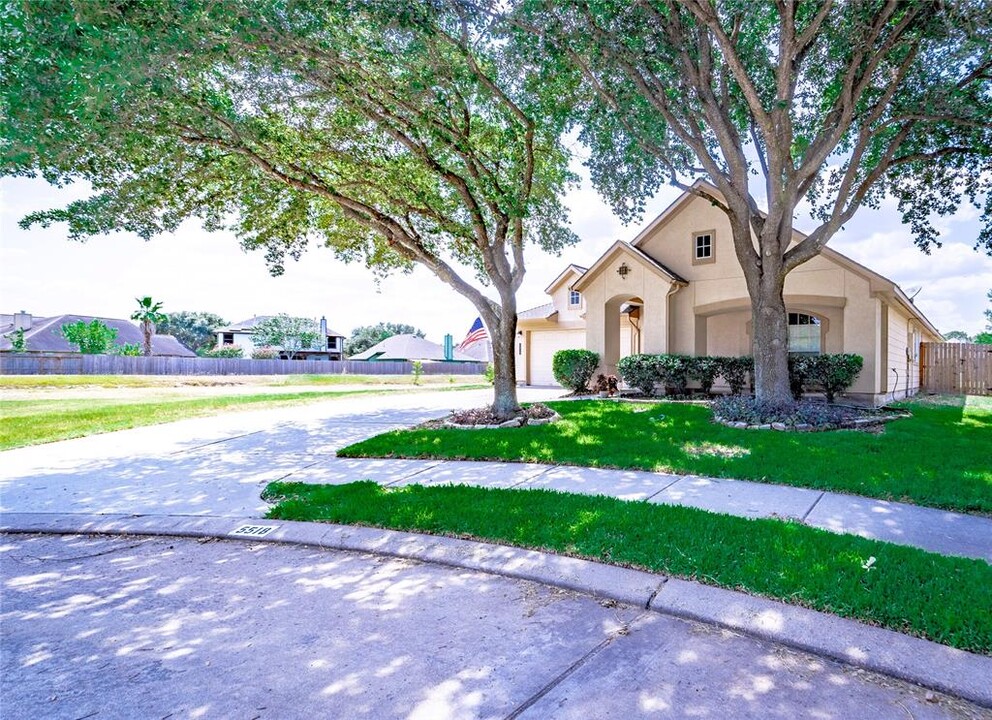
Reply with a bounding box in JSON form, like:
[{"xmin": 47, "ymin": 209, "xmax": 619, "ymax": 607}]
[{"xmin": 617, "ymin": 262, "xmax": 630, "ymax": 280}]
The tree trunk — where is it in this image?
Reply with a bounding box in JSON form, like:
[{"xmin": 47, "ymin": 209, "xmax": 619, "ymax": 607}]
[
  {"xmin": 750, "ymin": 272, "xmax": 792, "ymax": 404},
  {"xmin": 479, "ymin": 295, "xmax": 521, "ymax": 421},
  {"xmin": 143, "ymin": 321, "xmax": 153, "ymax": 356}
]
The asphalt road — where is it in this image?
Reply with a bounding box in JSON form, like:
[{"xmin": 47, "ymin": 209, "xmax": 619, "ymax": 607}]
[{"xmin": 2, "ymin": 533, "xmax": 986, "ymax": 720}]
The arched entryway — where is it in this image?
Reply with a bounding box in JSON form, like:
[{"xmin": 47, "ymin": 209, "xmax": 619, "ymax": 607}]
[{"xmin": 603, "ymin": 294, "xmax": 643, "ymax": 375}]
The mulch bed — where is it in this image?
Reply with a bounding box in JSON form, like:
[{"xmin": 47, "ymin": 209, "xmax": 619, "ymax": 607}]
[{"xmin": 419, "ymin": 403, "xmax": 559, "ymax": 430}]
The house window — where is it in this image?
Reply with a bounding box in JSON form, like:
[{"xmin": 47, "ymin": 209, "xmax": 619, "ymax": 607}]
[
  {"xmin": 693, "ymin": 231, "xmax": 716, "ymax": 265},
  {"xmin": 569, "ymin": 290, "xmax": 581, "ymax": 306},
  {"xmin": 788, "ymin": 313, "xmax": 821, "ymax": 354},
  {"xmin": 222, "ymin": 332, "xmax": 234, "ymax": 345}
]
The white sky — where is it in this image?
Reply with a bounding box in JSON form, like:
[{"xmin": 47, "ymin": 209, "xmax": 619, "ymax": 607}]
[{"xmin": 2, "ymin": 170, "xmax": 990, "ymax": 342}]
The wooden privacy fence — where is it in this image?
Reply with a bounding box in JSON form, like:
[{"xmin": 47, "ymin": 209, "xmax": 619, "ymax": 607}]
[
  {"xmin": 920, "ymin": 343, "xmax": 992, "ymax": 396},
  {"xmin": 0, "ymin": 353, "xmax": 487, "ymax": 377}
]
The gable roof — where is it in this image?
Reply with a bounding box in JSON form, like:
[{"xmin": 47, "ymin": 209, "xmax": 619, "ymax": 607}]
[
  {"xmin": 571, "ymin": 240, "xmax": 687, "ymax": 293},
  {"xmin": 0, "ymin": 314, "xmax": 196, "ymax": 356},
  {"xmin": 627, "ymin": 181, "xmax": 941, "ymax": 337},
  {"xmin": 630, "ymin": 179, "xmax": 722, "ymax": 249},
  {"xmin": 544, "ymin": 264, "xmax": 588, "ymax": 295},
  {"xmin": 349, "ymin": 334, "xmax": 478, "ymax": 362}
]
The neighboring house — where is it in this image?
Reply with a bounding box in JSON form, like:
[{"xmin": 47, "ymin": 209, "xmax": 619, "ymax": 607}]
[
  {"xmin": 0, "ymin": 311, "xmax": 196, "ymax": 357},
  {"xmin": 216, "ymin": 316, "xmax": 346, "ymax": 360},
  {"xmin": 350, "ymin": 334, "xmax": 479, "ymax": 363},
  {"xmin": 516, "ymin": 183, "xmax": 943, "ymax": 405}
]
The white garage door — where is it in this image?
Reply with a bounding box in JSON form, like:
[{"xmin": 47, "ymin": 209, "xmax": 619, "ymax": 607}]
[{"xmin": 529, "ymin": 330, "xmax": 586, "ymax": 386}]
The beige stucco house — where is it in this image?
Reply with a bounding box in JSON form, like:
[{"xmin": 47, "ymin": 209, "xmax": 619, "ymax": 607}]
[{"xmin": 516, "ymin": 183, "xmax": 942, "ymax": 404}]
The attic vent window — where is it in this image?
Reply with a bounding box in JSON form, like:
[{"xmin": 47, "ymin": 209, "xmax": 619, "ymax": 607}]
[{"xmin": 693, "ymin": 231, "xmax": 716, "ymax": 265}]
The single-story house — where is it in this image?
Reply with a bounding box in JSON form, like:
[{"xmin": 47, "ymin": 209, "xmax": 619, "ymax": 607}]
[
  {"xmin": 0, "ymin": 311, "xmax": 196, "ymax": 356},
  {"xmin": 217, "ymin": 315, "xmax": 345, "ymax": 360},
  {"xmin": 350, "ymin": 334, "xmax": 479, "ymax": 363},
  {"xmin": 516, "ymin": 182, "xmax": 943, "ymax": 405}
]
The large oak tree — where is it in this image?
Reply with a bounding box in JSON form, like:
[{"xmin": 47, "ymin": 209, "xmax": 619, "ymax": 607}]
[
  {"xmin": 2, "ymin": 0, "xmax": 576, "ymax": 418},
  {"xmin": 514, "ymin": 0, "xmax": 992, "ymax": 402}
]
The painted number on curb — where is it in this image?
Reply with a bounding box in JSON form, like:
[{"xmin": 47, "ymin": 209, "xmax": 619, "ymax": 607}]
[{"xmin": 230, "ymin": 524, "xmax": 278, "ymax": 538}]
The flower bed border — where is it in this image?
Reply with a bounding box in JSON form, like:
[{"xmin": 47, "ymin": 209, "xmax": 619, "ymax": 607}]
[{"xmin": 712, "ymin": 410, "xmax": 908, "ymax": 432}]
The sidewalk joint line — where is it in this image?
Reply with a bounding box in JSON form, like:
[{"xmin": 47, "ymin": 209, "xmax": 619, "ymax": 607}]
[
  {"xmin": 502, "ymin": 633, "xmax": 620, "ymax": 720},
  {"xmin": 383, "ymin": 461, "xmax": 445, "ymax": 486},
  {"xmin": 510, "ymin": 466, "xmax": 553, "ymax": 488},
  {"xmin": 802, "ymin": 491, "xmax": 827, "ymax": 523},
  {"xmin": 643, "ymin": 476, "xmax": 683, "ymax": 502},
  {"xmin": 168, "ymin": 430, "xmax": 265, "ymax": 455},
  {"xmin": 644, "ymin": 578, "xmax": 667, "ymax": 609},
  {"xmin": 267, "ymin": 460, "xmax": 323, "ymax": 484}
]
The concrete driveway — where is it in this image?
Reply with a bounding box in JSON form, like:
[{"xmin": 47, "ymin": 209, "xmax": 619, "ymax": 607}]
[
  {"xmin": 3, "ymin": 533, "xmax": 983, "ymax": 720},
  {"xmin": 0, "ymin": 387, "xmax": 561, "ymax": 517}
]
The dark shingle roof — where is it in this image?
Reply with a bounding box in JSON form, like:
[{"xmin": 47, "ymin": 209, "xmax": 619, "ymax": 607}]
[{"xmin": 0, "ymin": 314, "xmax": 196, "ymax": 357}]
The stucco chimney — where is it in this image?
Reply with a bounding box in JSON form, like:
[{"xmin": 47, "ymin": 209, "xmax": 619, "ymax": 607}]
[
  {"xmin": 13, "ymin": 311, "xmax": 31, "ymax": 331},
  {"xmin": 320, "ymin": 316, "xmax": 328, "ymax": 337}
]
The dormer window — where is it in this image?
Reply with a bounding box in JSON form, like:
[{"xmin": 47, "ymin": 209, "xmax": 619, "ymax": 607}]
[
  {"xmin": 569, "ymin": 290, "xmax": 581, "ymax": 306},
  {"xmin": 693, "ymin": 230, "xmax": 716, "ymax": 265}
]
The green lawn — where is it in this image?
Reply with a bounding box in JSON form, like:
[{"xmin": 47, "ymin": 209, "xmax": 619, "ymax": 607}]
[
  {"xmin": 0, "ymin": 389, "xmax": 384, "ymax": 450},
  {"xmin": 339, "ymin": 395, "xmax": 992, "ymax": 514},
  {"xmin": 0, "ymin": 374, "xmax": 485, "ymax": 389},
  {"xmin": 264, "ymin": 481, "xmax": 992, "ymax": 654}
]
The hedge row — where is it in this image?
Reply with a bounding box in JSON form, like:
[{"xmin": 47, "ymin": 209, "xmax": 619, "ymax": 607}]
[{"xmin": 616, "ymin": 353, "xmax": 863, "ymax": 400}]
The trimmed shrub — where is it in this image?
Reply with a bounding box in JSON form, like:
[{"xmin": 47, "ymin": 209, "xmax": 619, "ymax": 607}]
[
  {"xmin": 811, "ymin": 353, "xmax": 864, "ymax": 402},
  {"xmin": 204, "ymin": 343, "xmax": 244, "ymax": 358},
  {"xmin": 720, "ymin": 356, "xmax": 753, "ymax": 395},
  {"xmin": 617, "ymin": 354, "xmax": 660, "ymax": 396},
  {"xmin": 251, "ymin": 346, "xmax": 280, "ymax": 359},
  {"xmin": 552, "ymin": 349, "xmax": 599, "ymax": 392},
  {"xmin": 689, "ymin": 356, "xmax": 722, "ymax": 395},
  {"xmin": 657, "ymin": 354, "xmax": 692, "ymax": 396}
]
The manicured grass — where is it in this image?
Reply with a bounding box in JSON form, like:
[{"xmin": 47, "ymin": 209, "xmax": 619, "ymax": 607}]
[
  {"xmin": 263, "ymin": 481, "xmax": 992, "ymax": 654},
  {"xmin": 339, "ymin": 396, "xmax": 992, "ymax": 514},
  {"xmin": 0, "ymin": 390, "xmax": 382, "ymax": 450}
]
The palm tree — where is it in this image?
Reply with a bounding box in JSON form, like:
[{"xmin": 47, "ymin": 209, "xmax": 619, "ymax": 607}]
[{"xmin": 131, "ymin": 296, "xmax": 167, "ymax": 357}]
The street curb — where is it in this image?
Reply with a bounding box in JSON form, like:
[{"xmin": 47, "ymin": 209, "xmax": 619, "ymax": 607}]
[{"xmin": 3, "ymin": 511, "xmax": 990, "ymax": 709}]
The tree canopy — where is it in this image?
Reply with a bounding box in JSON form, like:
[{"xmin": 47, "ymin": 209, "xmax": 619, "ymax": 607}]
[
  {"xmin": 157, "ymin": 311, "xmax": 229, "ymax": 354},
  {"xmin": 515, "ymin": 0, "xmax": 991, "ymax": 401},
  {"xmin": 252, "ymin": 315, "xmax": 320, "ymax": 359},
  {"xmin": 61, "ymin": 319, "xmax": 118, "ymax": 355},
  {"xmin": 2, "ymin": 0, "xmax": 576, "ymax": 418},
  {"xmin": 345, "ymin": 323, "xmax": 426, "ymax": 357}
]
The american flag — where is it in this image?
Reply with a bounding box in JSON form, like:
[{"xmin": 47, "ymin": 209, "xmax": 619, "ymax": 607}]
[{"xmin": 457, "ymin": 317, "xmax": 488, "ymax": 351}]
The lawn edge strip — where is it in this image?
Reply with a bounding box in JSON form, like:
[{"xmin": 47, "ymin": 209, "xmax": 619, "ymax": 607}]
[{"xmin": 2, "ymin": 510, "xmax": 990, "ymax": 710}]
